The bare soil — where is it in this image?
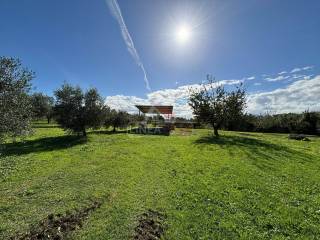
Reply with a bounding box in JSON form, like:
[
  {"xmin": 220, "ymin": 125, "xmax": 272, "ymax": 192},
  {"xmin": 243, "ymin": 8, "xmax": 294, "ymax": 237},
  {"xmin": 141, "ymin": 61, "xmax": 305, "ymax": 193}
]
[
  {"xmin": 133, "ymin": 210, "xmax": 166, "ymax": 240},
  {"xmin": 11, "ymin": 200, "xmax": 102, "ymax": 240}
]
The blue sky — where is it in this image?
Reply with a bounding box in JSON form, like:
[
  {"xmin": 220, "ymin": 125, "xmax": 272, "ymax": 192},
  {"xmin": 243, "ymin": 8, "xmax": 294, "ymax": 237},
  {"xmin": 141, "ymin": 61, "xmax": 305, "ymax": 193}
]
[{"xmin": 1, "ymin": 0, "xmax": 320, "ymax": 117}]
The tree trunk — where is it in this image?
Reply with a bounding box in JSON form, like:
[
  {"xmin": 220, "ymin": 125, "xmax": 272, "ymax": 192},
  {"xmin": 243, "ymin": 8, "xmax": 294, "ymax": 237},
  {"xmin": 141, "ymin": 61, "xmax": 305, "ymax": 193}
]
[
  {"xmin": 47, "ymin": 116, "xmax": 50, "ymax": 124},
  {"xmin": 213, "ymin": 126, "xmax": 219, "ymax": 137},
  {"xmin": 82, "ymin": 129, "xmax": 87, "ymax": 137},
  {"xmin": 113, "ymin": 126, "xmax": 116, "ymax": 132}
]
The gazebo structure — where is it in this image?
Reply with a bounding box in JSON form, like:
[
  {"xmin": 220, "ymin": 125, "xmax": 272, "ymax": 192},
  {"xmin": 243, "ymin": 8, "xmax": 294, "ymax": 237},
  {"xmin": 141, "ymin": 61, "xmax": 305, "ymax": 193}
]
[
  {"xmin": 135, "ymin": 105, "xmax": 173, "ymax": 120},
  {"xmin": 134, "ymin": 105, "xmax": 174, "ymax": 135}
]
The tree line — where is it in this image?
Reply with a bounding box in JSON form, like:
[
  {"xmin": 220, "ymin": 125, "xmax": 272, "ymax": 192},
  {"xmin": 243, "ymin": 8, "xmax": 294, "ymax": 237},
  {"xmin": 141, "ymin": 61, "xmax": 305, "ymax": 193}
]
[
  {"xmin": 232, "ymin": 111, "xmax": 319, "ymax": 135},
  {"xmin": 0, "ymin": 57, "xmax": 139, "ymax": 142},
  {"xmin": 1, "ymin": 57, "xmax": 319, "ymax": 142},
  {"xmin": 33, "ymin": 84, "xmax": 140, "ymax": 136},
  {"xmin": 188, "ymin": 76, "xmax": 319, "ymax": 136}
]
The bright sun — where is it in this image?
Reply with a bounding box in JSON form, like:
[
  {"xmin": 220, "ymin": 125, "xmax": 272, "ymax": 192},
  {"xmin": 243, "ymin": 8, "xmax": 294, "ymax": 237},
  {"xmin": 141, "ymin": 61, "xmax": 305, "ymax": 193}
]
[{"xmin": 175, "ymin": 25, "xmax": 191, "ymax": 44}]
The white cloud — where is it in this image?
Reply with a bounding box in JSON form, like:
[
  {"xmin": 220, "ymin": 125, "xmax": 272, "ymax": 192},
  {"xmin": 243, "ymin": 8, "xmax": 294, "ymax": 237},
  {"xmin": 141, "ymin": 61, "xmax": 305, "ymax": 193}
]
[
  {"xmin": 292, "ymin": 74, "xmax": 312, "ymax": 80},
  {"xmin": 265, "ymin": 66, "xmax": 315, "ymax": 82},
  {"xmin": 105, "ymin": 80, "xmax": 241, "ymax": 118},
  {"xmin": 291, "ymin": 68, "xmax": 301, "ymax": 73},
  {"xmin": 105, "ymin": 94, "xmax": 193, "ymax": 118},
  {"xmin": 247, "ymin": 75, "xmax": 320, "ymax": 114},
  {"xmin": 302, "ymin": 66, "xmax": 313, "ymax": 71},
  {"xmin": 106, "ymin": 0, "xmax": 151, "ymax": 90},
  {"xmin": 105, "ymin": 95, "xmax": 149, "ymax": 113},
  {"xmin": 291, "ymin": 65, "xmax": 313, "ymax": 73},
  {"xmin": 246, "ymin": 76, "xmax": 255, "ymax": 80},
  {"xmin": 105, "ymin": 74, "xmax": 320, "ymax": 118},
  {"xmin": 265, "ymin": 75, "xmax": 290, "ymax": 82},
  {"xmin": 253, "ymin": 82, "xmax": 262, "ymax": 86}
]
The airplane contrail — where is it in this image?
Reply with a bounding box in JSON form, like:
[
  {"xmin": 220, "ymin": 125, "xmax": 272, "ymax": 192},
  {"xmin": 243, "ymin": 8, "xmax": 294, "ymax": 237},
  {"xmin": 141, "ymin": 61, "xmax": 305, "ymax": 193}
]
[{"xmin": 106, "ymin": 0, "xmax": 151, "ymax": 91}]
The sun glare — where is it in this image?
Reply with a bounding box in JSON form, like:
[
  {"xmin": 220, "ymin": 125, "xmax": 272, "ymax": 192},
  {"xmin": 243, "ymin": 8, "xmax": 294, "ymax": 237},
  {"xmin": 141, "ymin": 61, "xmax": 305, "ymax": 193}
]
[{"xmin": 175, "ymin": 25, "xmax": 191, "ymax": 44}]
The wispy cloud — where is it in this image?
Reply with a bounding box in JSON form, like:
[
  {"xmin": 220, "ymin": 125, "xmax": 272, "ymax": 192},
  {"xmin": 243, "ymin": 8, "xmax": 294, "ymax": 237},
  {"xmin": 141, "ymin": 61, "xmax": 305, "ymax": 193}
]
[
  {"xmin": 247, "ymin": 75, "xmax": 320, "ymax": 114},
  {"xmin": 292, "ymin": 74, "xmax": 312, "ymax": 80},
  {"xmin": 291, "ymin": 66, "xmax": 313, "ymax": 73},
  {"xmin": 106, "ymin": 0, "xmax": 151, "ymax": 91},
  {"xmin": 264, "ymin": 66, "xmax": 315, "ymax": 82},
  {"xmin": 246, "ymin": 76, "xmax": 255, "ymax": 80},
  {"xmin": 291, "ymin": 68, "xmax": 301, "ymax": 73},
  {"xmin": 265, "ymin": 75, "xmax": 290, "ymax": 82}
]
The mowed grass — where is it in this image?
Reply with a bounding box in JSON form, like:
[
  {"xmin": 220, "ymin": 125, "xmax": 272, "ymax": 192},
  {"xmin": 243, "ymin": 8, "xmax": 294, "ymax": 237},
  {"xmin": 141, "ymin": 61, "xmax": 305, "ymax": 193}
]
[{"xmin": 1, "ymin": 122, "xmax": 320, "ymax": 239}]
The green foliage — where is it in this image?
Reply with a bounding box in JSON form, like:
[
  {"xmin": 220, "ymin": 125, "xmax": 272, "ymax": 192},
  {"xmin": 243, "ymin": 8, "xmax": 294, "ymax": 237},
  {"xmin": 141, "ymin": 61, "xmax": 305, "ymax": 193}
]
[
  {"xmin": 54, "ymin": 84, "xmax": 108, "ymax": 136},
  {"xmin": 31, "ymin": 92, "xmax": 54, "ymax": 123},
  {"xmin": 84, "ymin": 88, "xmax": 109, "ymax": 130},
  {"xmin": 104, "ymin": 109, "xmax": 130, "ymax": 132},
  {"xmin": 240, "ymin": 111, "xmax": 320, "ymax": 135},
  {"xmin": 302, "ymin": 111, "xmax": 318, "ymax": 134},
  {"xmin": 0, "ymin": 57, "xmax": 34, "ymax": 142},
  {"xmin": 189, "ymin": 77, "xmax": 246, "ymax": 136},
  {"xmin": 128, "ymin": 113, "xmax": 144, "ymax": 127}
]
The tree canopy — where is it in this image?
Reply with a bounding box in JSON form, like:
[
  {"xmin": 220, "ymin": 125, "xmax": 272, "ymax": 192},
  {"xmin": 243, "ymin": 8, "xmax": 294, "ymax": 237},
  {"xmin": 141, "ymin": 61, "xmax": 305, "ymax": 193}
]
[
  {"xmin": 54, "ymin": 83, "xmax": 108, "ymax": 136},
  {"xmin": 105, "ymin": 110, "xmax": 130, "ymax": 132},
  {"xmin": 31, "ymin": 92, "xmax": 54, "ymax": 123},
  {"xmin": 0, "ymin": 57, "xmax": 34, "ymax": 142},
  {"xmin": 189, "ymin": 78, "xmax": 246, "ymax": 136}
]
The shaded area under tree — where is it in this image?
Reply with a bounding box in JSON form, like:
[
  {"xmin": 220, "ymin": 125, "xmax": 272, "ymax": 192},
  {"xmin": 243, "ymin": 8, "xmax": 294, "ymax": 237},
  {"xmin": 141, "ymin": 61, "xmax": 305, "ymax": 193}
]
[
  {"xmin": 1, "ymin": 135, "xmax": 87, "ymax": 157},
  {"xmin": 194, "ymin": 134, "xmax": 313, "ymax": 171}
]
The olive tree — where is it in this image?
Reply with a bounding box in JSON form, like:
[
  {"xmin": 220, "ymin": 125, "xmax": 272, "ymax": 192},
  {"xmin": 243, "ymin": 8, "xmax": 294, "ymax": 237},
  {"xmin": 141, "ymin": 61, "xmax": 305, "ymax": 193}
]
[
  {"xmin": 0, "ymin": 57, "xmax": 34, "ymax": 142},
  {"xmin": 105, "ymin": 110, "xmax": 130, "ymax": 132},
  {"xmin": 189, "ymin": 77, "xmax": 246, "ymax": 136},
  {"xmin": 31, "ymin": 92, "xmax": 54, "ymax": 123},
  {"xmin": 54, "ymin": 83, "xmax": 108, "ymax": 136}
]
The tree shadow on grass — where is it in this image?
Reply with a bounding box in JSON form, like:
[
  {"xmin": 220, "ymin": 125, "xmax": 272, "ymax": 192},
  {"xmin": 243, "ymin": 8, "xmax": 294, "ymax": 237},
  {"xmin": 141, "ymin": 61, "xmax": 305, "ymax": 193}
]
[
  {"xmin": 88, "ymin": 130, "xmax": 128, "ymax": 135},
  {"xmin": 1, "ymin": 135, "xmax": 87, "ymax": 157},
  {"xmin": 32, "ymin": 125, "xmax": 60, "ymax": 129},
  {"xmin": 194, "ymin": 135, "xmax": 312, "ymax": 171},
  {"xmin": 195, "ymin": 135, "xmax": 285, "ymax": 150}
]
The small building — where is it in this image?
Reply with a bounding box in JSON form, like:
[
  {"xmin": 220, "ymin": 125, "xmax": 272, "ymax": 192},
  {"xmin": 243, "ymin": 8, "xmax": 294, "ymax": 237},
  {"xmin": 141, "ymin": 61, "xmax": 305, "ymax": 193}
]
[
  {"xmin": 135, "ymin": 105, "xmax": 173, "ymax": 120},
  {"xmin": 135, "ymin": 105, "xmax": 174, "ymax": 135}
]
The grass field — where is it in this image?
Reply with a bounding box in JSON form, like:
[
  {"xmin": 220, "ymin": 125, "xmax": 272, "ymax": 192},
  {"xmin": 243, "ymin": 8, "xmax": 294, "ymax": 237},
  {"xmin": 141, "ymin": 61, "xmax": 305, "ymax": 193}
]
[{"xmin": 1, "ymin": 122, "xmax": 320, "ymax": 239}]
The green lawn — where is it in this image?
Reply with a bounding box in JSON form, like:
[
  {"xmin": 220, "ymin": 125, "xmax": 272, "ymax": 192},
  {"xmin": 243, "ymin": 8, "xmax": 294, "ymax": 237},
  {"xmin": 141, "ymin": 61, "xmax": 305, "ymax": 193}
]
[{"xmin": 1, "ymin": 123, "xmax": 320, "ymax": 239}]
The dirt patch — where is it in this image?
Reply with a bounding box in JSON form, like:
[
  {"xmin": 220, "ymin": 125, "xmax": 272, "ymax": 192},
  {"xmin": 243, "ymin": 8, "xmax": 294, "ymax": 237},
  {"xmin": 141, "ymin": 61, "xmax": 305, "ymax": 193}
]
[
  {"xmin": 134, "ymin": 209, "xmax": 166, "ymax": 240},
  {"xmin": 173, "ymin": 128, "xmax": 193, "ymax": 136},
  {"xmin": 12, "ymin": 200, "xmax": 102, "ymax": 240}
]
